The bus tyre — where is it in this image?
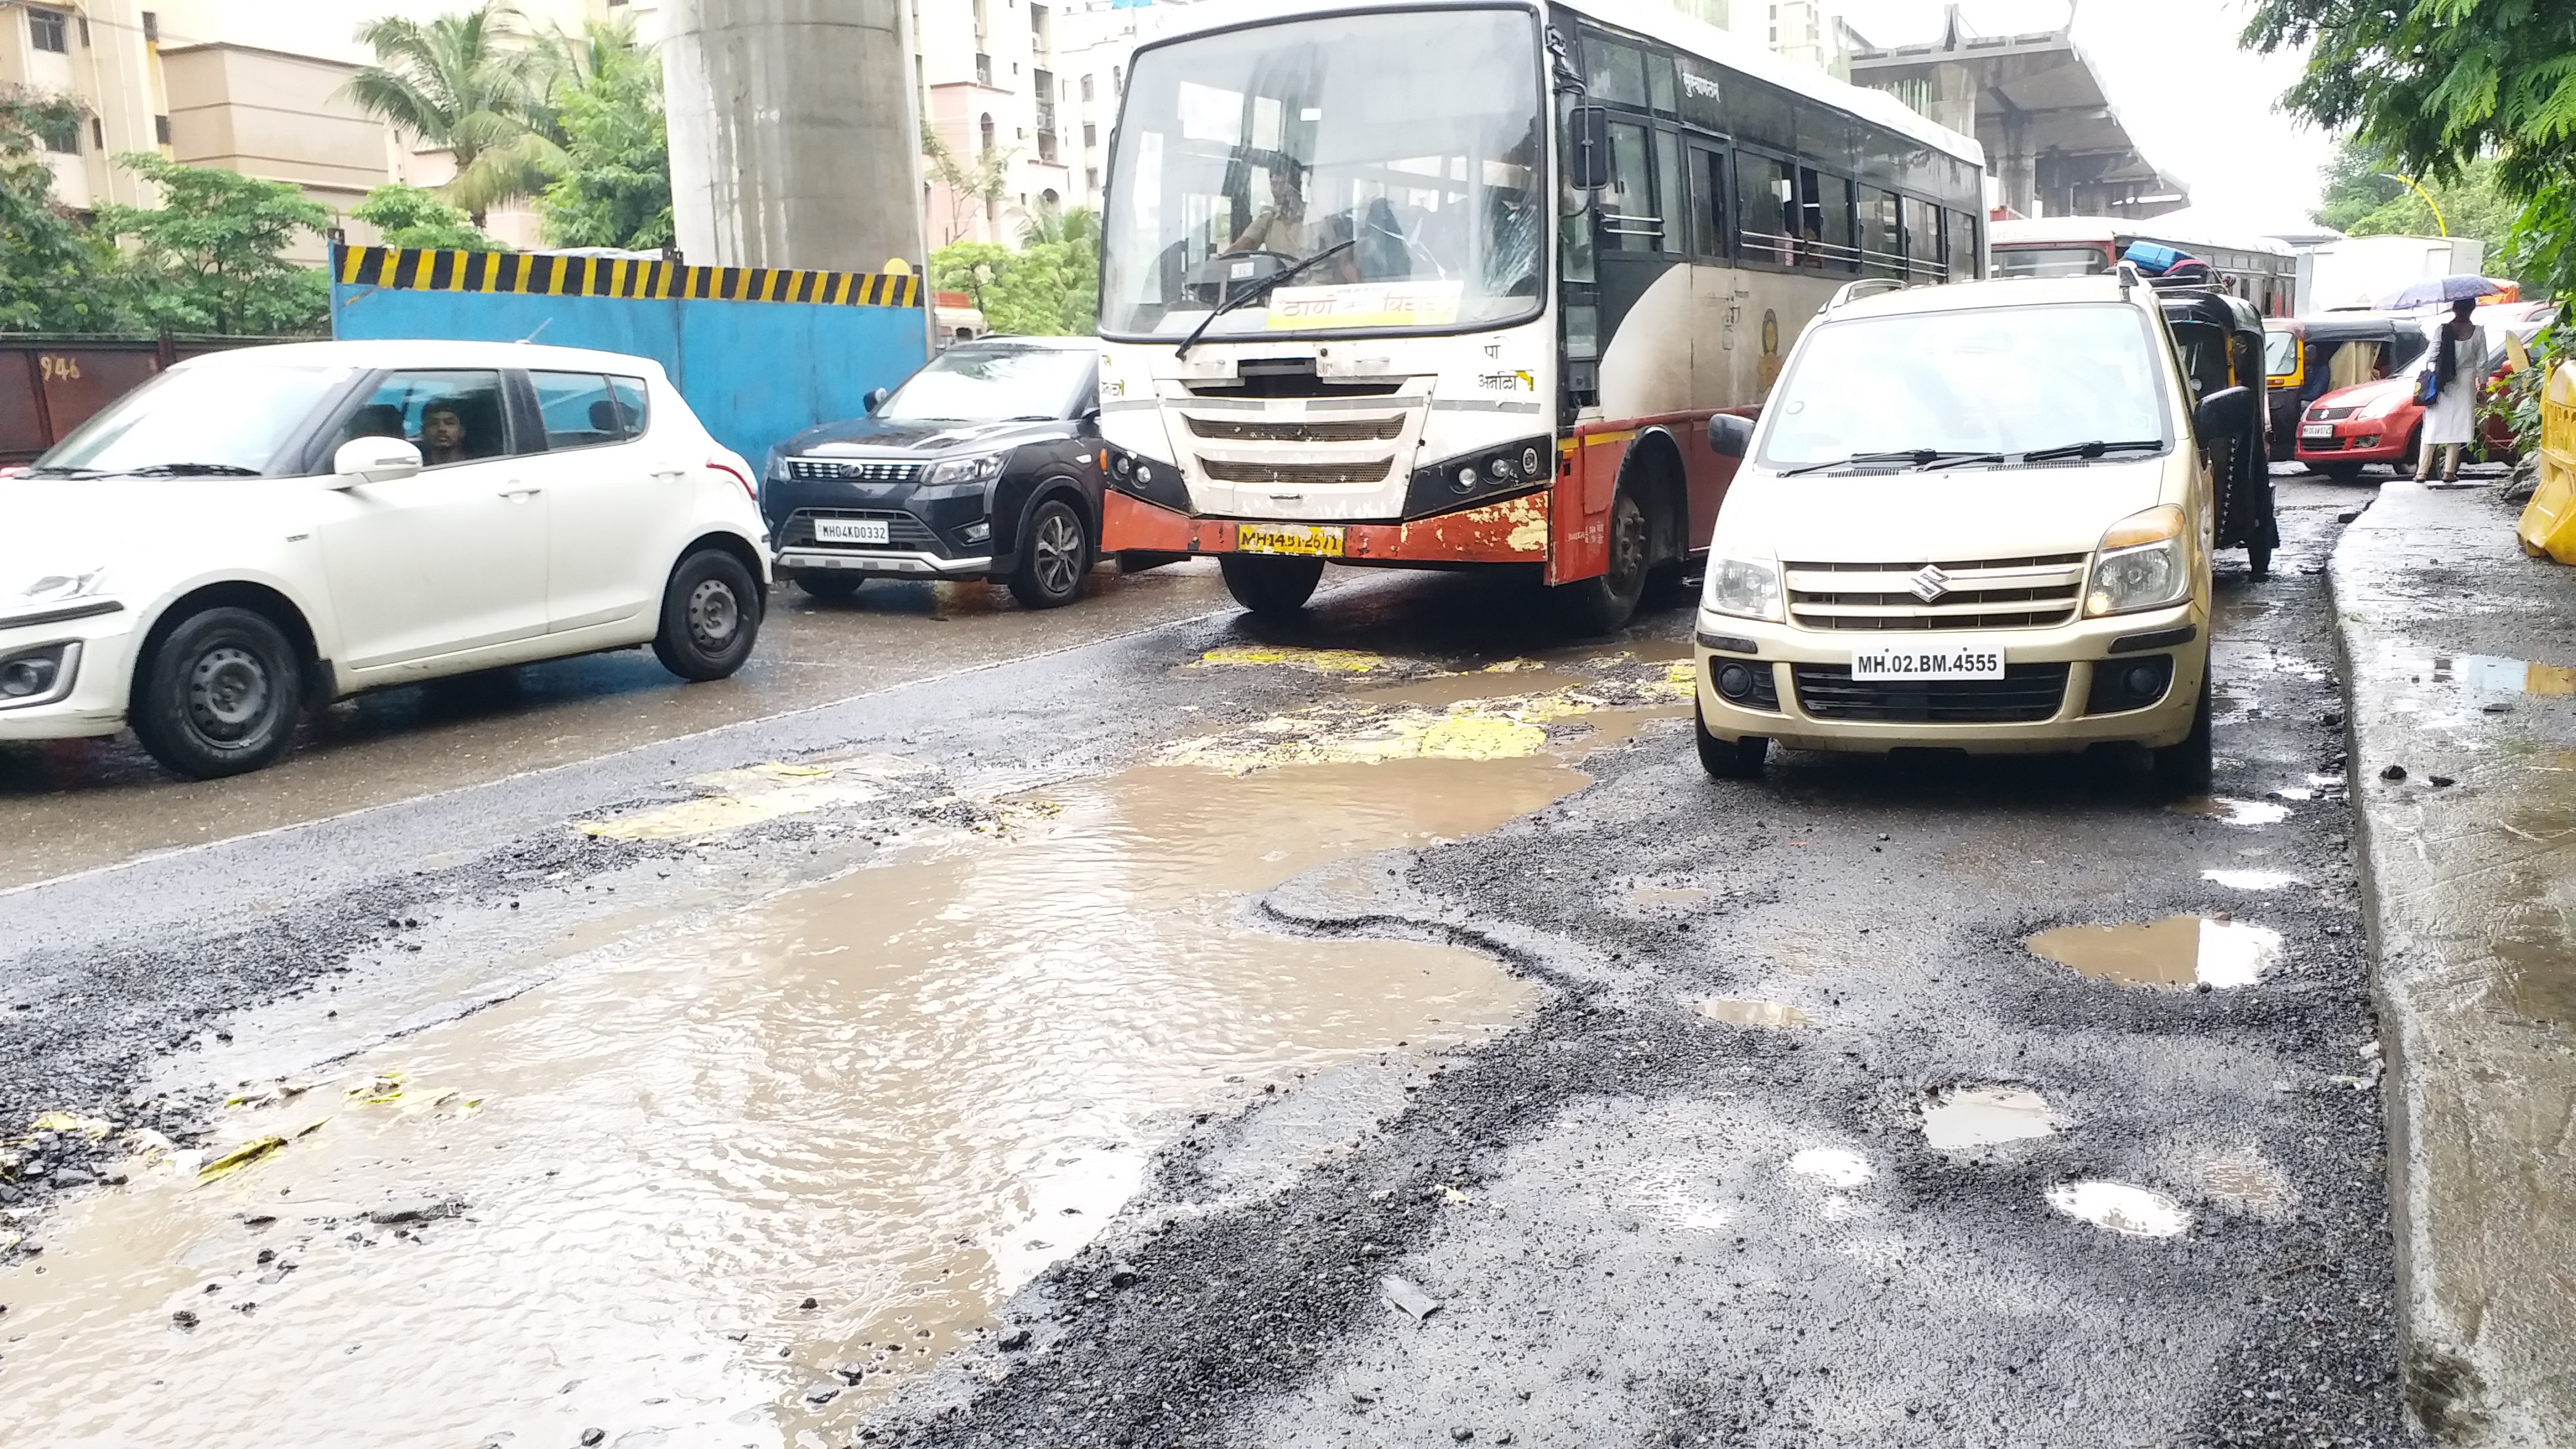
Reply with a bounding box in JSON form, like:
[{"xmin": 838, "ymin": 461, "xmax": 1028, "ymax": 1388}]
[
  {"xmin": 1694, "ymin": 700, "xmax": 1768, "ymax": 779},
  {"xmin": 1559, "ymin": 488, "xmax": 1649, "ymax": 634},
  {"xmin": 1219, "ymin": 554, "xmax": 1324, "ymax": 615},
  {"xmin": 131, "ymin": 605, "xmax": 305, "ymax": 780},
  {"xmin": 2151, "ymin": 671, "xmax": 2215, "ymax": 796}
]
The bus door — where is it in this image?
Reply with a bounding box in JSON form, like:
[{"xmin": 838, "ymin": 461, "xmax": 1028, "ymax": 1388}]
[{"xmin": 1595, "ymin": 119, "xmax": 1688, "ymax": 412}]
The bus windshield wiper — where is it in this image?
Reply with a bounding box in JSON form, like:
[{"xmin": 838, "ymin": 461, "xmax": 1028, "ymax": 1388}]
[
  {"xmin": 123, "ymin": 462, "xmax": 263, "ymax": 476},
  {"xmin": 1777, "ymin": 449, "xmax": 1986, "ymax": 476},
  {"xmin": 2018, "ymin": 439, "xmax": 2166, "ymax": 463},
  {"xmin": 1173, "ymin": 239, "xmax": 1357, "ymax": 360}
]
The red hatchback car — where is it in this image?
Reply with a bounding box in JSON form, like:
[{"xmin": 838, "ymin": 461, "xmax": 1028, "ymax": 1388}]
[{"xmin": 2295, "ymin": 307, "xmax": 2555, "ymax": 479}]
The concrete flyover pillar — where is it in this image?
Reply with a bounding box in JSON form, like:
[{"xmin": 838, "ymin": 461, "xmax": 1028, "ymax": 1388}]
[{"xmin": 663, "ymin": 0, "xmax": 927, "ymax": 277}]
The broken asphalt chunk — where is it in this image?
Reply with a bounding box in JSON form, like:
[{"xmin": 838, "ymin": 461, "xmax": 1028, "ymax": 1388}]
[
  {"xmin": 1380, "ymin": 1274, "xmax": 1442, "ymax": 1322},
  {"xmin": 367, "ymin": 1197, "xmax": 466, "ymax": 1226}
]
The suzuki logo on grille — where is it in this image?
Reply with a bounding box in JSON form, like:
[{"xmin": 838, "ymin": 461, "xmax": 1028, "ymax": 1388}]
[{"xmin": 1909, "ymin": 564, "xmax": 1952, "ymax": 603}]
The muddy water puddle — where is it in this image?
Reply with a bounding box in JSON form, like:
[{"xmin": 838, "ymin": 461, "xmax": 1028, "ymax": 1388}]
[
  {"xmin": 0, "ymin": 756, "xmax": 1583, "ymax": 1449},
  {"xmin": 2026, "ymin": 915, "xmax": 2284, "ymax": 988},
  {"xmin": 1921, "ymin": 1087, "xmax": 2060, "ymax": 1150},
  {"xmin": 1697, "ymin": 998, "xmax": 1811, "ymax": 1029}
]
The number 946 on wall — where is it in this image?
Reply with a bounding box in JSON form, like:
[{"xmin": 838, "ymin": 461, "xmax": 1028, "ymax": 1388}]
[{"xmin": 1850, "ymin": 642, "xmax": 2006, "ymax": 680}]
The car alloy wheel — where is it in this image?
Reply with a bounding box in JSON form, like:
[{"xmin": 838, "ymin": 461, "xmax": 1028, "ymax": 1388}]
[
  {"xmin": 1033, "ymin": 509, "xmax": 1083, "ymax": 599},
  {"xmin": 186, "ymin": 645, "xmax": 271, "ymax": 742}
]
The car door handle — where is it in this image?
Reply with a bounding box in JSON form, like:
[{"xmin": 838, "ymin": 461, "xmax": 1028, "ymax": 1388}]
[
  {"xmin": 650, "ymin": 468, "xmax": 688, "ymax": 482},
  {"xmin": 498, "ymin": 486, "xmax": 543, "ymax": 501}
]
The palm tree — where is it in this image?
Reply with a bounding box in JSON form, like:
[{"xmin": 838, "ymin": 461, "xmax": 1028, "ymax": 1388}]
[{"xmin": 344, "ymin": 2, "xmax": 561, "ymax": 225}]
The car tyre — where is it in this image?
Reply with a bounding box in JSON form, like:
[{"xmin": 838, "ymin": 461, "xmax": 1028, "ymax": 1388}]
[
  {"xmin": 1557, "ymin": 487, "xmax": 1649, "ymax": 634},
  {"xmin": 2151, "ymin": 670, "xmax": 2215, "ymax": 796},
  {"xmin": 654, "ymin": 547, "xmax": 762, "ymax": 681},
  {"xmin": 2315, "ymin": 461, "xmax": 2365, "ymax": 483},
  {"xmin": 797, "ymin": 572, "xmax": 864, "ymax": 602},
  {"xmin": 1694, "ymin": 699, "xmax": 1769, "ymax": 779},
  {"xmin": 1219, "ymin": 554, "xmax": 1325, "ymax": 615},
  {"xmin": 1007, "ymin": 497, "xmax": 1091, "ymax": 610},
  {"xmin": 130, "ymin": 605, "xmax": 304, "ymax": 780}
]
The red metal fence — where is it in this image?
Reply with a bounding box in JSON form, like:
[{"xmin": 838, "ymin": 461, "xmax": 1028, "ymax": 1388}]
[{"xmin": 0, "ymin": 337, "xmax": 271, "ymax": 462}]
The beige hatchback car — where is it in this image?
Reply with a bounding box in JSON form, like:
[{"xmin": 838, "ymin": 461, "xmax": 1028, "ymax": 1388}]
[{"xmin": 1692, "ymin": 273, "xmax": 2250, "ymax": 790}]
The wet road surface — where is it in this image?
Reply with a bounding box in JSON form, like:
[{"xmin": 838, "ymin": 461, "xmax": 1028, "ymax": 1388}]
[{"xmin": 0, "ymin": 481, "xmax": 2405, "ymax": 1447}]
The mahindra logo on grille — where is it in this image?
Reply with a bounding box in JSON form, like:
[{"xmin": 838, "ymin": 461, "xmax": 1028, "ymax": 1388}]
[{"xmin": 1909, "ymin": 565, "xmax": 1952, "ymax": 603}]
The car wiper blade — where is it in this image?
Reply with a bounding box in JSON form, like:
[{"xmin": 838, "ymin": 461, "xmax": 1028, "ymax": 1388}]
[
  {"xmin": 19, "ymin": 465, "xmax": 106, "ymax": 478},
  {"xmin": 1776, "ymin": 449, "xmax": 1982, "ymax": 477},
  {"xmin": 122, "ymin": 462, "xmax": 263, "ymax": 476},
  {"xmin": 2018, "ymin": 439, "xmax": 2166, "ymax": 463},
  {"xmin": 1173, "ymin": 239, "xmax": 1358, "ymax": 361},
  {"xmin": 1918, "ymin": 452, "xmax": 2010, "ymax": 471}
]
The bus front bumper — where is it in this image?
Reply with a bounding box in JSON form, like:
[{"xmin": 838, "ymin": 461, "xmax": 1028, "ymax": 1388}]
[{"xmin": 1100, "ymin": 489, "xmax": 1552, "ymax": 567}]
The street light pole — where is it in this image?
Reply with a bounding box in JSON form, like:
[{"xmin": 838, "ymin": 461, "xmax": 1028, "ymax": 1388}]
[{"xmin": 2376, "ymin": 173, "xmax": 2450, "ymax": 238}]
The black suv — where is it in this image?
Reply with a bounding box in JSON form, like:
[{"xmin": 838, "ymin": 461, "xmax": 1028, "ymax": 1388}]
[{"xmin": 762, "ymin": 336, "xmax": 1104, "ymax": 609}]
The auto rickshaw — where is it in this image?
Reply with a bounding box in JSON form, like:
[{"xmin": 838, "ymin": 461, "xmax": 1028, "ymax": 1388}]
[
  {"xmin": 2160, "ymin": 287, "xmax": 2279, "ymax": 577},
  {"xmin": 2260, "ymin": 312, "xmax": 2430, "ymax": 460}
]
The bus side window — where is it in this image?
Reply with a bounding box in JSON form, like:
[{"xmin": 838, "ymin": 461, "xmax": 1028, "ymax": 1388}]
[
  {"xmin": 1603, "ymin": 121, "xmax": 1660, "ymax": 252},
  {"xmin": 1653, "ymin": 127, "xmax": 1684, "ymax": 256},
  {"xmin": 1901, "ymin": 197, "xmax": 1939, "ymax": 282},
  {"xmin": 1858, "ymin": 186, "xmax": 1900, "ymax": 279},
  {"xmin": 1735, "ymin": 153, "xmax": 1794, "ymax": 266},
  {"xmin": 1804, "ymin": 168, "xmax": 1854, "ymax": 273},
  {"xmin": 1687, "ymin": 144, "xmax": 1730, "ymax": 262}
]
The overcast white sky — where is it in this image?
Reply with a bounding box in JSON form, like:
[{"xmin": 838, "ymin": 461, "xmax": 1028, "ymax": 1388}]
[{"xmin": 1832, "ymin": 0, "xmax": 2343, "ymax": 227}]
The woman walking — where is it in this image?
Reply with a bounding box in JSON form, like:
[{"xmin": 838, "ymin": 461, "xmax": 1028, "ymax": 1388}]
[{"xmin": 2416, "ymin": 299, "xmax": 2489, "ymax": 482}]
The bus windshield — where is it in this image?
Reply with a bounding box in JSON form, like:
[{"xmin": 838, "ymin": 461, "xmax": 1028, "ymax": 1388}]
[{"xmin": 1100, "ymin": 7, "xmax": 1543, "ymax": 342}]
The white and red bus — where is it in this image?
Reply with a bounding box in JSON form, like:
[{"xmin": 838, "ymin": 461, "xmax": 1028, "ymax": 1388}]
[
  {"xmin": 1091, "ymin": 0, "xmax": 1986, "ymax": 627},
  {"xmin": 1990, "ymin": 217, "xmax": 2300, "ymax": 317}
]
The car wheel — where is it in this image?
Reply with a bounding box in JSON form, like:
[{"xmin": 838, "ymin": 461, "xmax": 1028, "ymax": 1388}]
[
  {"xmin": 1557, "ymin": 487, "xmax": 1649, "ymax": 634},
  {"xmin": 130, "ymin": 605, "xmax": 304, "ymax": 780},
  {"xmin": 1694, "ymin": 699, "xmax": 1769, "ymax": 779},
  {"xmin": 1007, "ymin": 498, "xmax": 1091, "ymax": 610},
  {"xmin": 654, "ymin": 547, "xmax": 761, "ymax": 681},
  {"xmin": 797, "ymin": 572, "xmax": 864, "ymax": 602},
  {"xmin": 2316, "ymin": 462, "xmax": 2365, "ymax": 483},
  {"xmin": 1219, "ymin": 554, "xmax": 1325, "ymax": 615},
  {"xmin": 2151, "ymin": 670, "xmax": 2215, "ymax": 797}
]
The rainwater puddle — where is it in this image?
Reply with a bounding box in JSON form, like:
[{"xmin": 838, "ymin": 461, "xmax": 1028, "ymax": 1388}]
[
  {"xmin": 2025, "ymin": 916, "xmax": 2284, "ymax": 988},
  {"xmin": 2428, "ymin": 654, "xmax": 2576, "ymax": 696},
  {"xmin": 1629, "ymin": 883, "xmax": 1712, "ymax": 911},
  {"xmin": 1787, "ymin": 1148, "xmax": 1872, "ymax": 1187},
  {"xmin": 1920, "ymin": 1087, "xmax": 2059, "ymax": 1150},
  {"xmin": 0, "ymin": 756, "xmax": 1580, "ymax": 1449},
  {"xmin": 2168, "ymin": 795, "xmax": 2291, "ymax": 826},
  {"xmin": 1696, "ymin": 998, "xmax": 1811, "ymax": 1029},
  {"xmin": 2046, "ymin": 1181, "xmax": 2191, "ymax": 1237},
  {"xmin": 2201, "ymin": 869, "xmax": 2302, "ymax": 891}
]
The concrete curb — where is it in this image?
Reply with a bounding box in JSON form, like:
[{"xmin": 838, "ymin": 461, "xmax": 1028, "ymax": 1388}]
[{"xmin": 2329, "ymin": 479, "xmax": 2576, "ymax": 1446}]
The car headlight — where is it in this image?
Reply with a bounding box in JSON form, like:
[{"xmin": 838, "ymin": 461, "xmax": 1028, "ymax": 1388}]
[
  {"xmin": 1702, "ymin": 557, "xmax": 1782, "ymax": 621},
  {"xmin": 2085, "ymin": 505, "xmax": 2190, "ymax": 617},
  {"xmin": 13, "ymin": 567, "xmax": 110, "ymax": 608},
  {"xmin": 2359, "ymin": 389, "xmax": 2409, "ymax": 420},
  {"xmin": 926, "ymin": 452, "xmax": 1007, "ymax": 486}
]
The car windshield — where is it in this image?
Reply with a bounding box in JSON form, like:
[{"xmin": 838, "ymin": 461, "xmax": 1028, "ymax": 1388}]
[
  {"xmin": 35, "ymin": 363, "xmax": 352, "ymax": 477},
  {"xmin": 2264, "ymin": 330, "xmax": 2298, "ymax": 377},
  {"xmin": 880, "ymin": 348, "xmax": 1093, "ymax": 423},
  {"xmin": 1760, "ymin": 302, "xmax": 2173, "ymax": 468},
  {"xmin": 1992, "ymin": 245, "xmax": 2111, "ymax": 278},
  {"xmin": 1100, "ymin": 6, "xmax": 1543, "ymax": 341}
]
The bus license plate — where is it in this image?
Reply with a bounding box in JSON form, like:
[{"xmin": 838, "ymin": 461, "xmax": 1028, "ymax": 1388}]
[
  {"xmin": 1850, "ymin": 642, "xmax": 2006, "ymax": 680},
  {"xmin": 1237, "ymin": 524, "xmax": 1345, "ymax": 558}
]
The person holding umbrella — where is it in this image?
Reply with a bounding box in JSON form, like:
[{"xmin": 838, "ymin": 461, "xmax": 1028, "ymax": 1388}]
[{"xmin": 2416, "ymin": 297, "xmax": 2489, "ymax": 483}]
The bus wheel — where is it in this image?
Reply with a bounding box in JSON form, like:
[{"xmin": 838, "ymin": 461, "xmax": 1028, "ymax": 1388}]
[
  {"xmin": 1558, "ymin": 488, "xmax": 1649, "ymax": 634},
  {"xmin": 1219, "ymin": 555, "xmax": 1325, "ymax": 615}
]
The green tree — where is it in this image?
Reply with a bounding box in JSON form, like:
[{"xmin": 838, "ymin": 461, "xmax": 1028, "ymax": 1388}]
[
  {"xmin": 0, "ymin": 97, "xmax": 127, "ymax": 333},
  {"xmin": 536, "ymin": 20, "xmax": 672, "ymax": 249},
  {"xmin": 931, "ymin": 240, "xmax": 1012, "ymax": 315},
  {"xmin": 922, "ymin": 123, "xmax": 1014, "ymax": 247},
  {"xmin": 2244, "ymin": 0, "xmax": 2576, "ymax": 301},
  {"xmin": 96, "ymin": 153, "xmax": 330, "ymax": 336},
  {"xmin": 1019, "ymin": 203, "xmax": 1100, "ymax": 334},
  {"xmin": 351, "ymin": 182, "xmax": 507, "ymax": 250},
  {"xmin": 2313, "ymin": 139, "xmax": 2525, "ymax": 275},
  {"xmin": 345, "ymin": 2, "xmax": 560, "ymax": 224}
]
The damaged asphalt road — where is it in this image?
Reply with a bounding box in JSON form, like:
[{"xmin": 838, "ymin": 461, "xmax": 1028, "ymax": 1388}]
[{"xmin": 0, "ymin": 482, "xmax": 2403, "ymax": 1447}]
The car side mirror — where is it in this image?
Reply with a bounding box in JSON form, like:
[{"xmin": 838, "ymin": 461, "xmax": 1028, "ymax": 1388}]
[
  {"xmin": 331, "ymin": 435, "xmax": 422, "ymax": 488},
  {"xmin": 2194, "ymin": 385, "xmax": 2253, "ymax": 441},
  {"xmin": 1566, "ymin": 104, "xmax": 1612, "ymax": 192},
  {"xmin": 1706, "ymin": 413, "xmax": 1754, "ymax": 459},
  {"xmin": 864, "ymin": 386, "xmax": 891, "ymax": 415}
]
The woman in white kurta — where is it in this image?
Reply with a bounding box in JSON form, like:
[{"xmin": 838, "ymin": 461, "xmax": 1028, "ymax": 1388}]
[{"xmin": 2417, "ymin": 299, "xmax": 2490, "ymax": 482}]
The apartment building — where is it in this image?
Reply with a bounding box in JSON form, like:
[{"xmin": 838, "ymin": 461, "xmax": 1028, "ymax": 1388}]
[{"xmin": 0, "ymin": 0, "xmax": 171, "ymax": 211}]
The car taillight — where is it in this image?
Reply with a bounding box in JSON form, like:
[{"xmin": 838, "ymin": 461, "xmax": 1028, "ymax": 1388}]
[{"xmin": 709, "ymin": 459, "xmax": 755, "ymax": 501}]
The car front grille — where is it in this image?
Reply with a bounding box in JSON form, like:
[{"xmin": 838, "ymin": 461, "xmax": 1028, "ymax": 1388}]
[
  {"xmin": 1785, "ymin": 554, "xmax": 2086, "ymax": 631},
  {"xmin": 782, "ymin": 508, "xmax": 940, "ymax": 550},
  {"xmin": 787, "ymin": 458, "xmax": 926, "ymax": 484},
  {"xmin": 1197, "ymin": 457, "xmax": 1394, "ymax": 485},
  {"xmin": 1792, "ymin": 664, "xmax": 2071, "ymax": 723},
  {"xmin": 1185, "ymin": 415, "xmax": 1407, "ymax": 443},
  {"xmin": 2308, "ymin": 406, "xmax": 2357, "ymax": 422}
]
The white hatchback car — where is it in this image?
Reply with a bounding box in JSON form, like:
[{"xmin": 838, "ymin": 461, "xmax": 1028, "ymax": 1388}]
[{"xmin": 0, "ymin": 340, "xmax": 770, "ymax": 779}]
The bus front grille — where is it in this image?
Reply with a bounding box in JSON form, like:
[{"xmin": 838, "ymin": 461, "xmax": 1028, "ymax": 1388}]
[
  {"xmin": 1197, "ymin": 457, "xmax": 1394, "ymax": 485},
  {"xmin": 1185, "ymin": 416, "xmax": 1407, "ymax": 443}
]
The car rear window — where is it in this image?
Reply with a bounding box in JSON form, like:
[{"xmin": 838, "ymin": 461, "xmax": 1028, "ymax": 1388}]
[{"xmin": 528, "ymin": 371, "xmax": 650, "ymax": 450}]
